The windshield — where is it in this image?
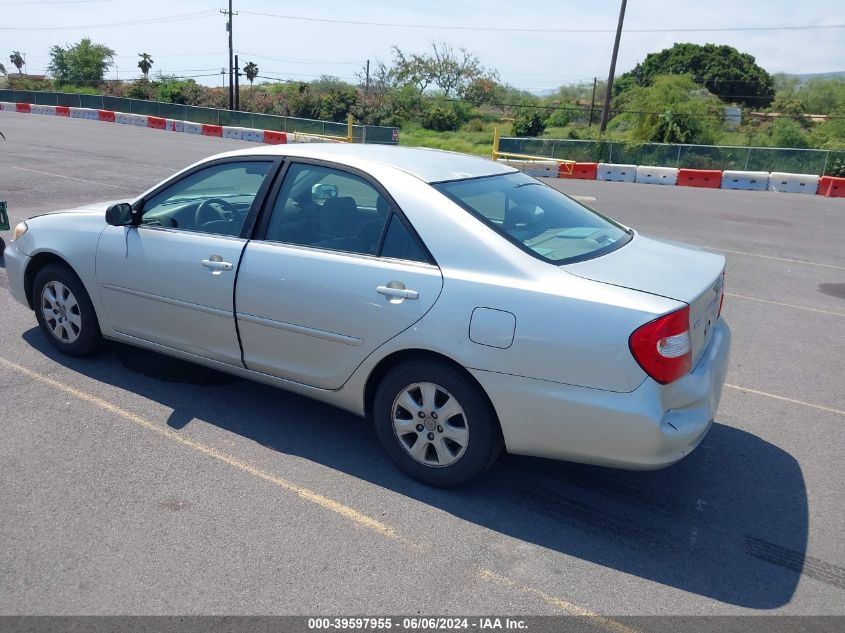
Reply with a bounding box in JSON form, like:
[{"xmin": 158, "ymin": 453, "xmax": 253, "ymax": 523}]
[{"xmin": 434, "ymin": 172, "xmax": 632, "ymax": 264}]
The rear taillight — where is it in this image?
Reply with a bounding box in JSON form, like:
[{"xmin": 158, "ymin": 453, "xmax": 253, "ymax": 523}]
[{"xmin": 629, "ymin": 306, "xmax": 692, "ymax": 385}]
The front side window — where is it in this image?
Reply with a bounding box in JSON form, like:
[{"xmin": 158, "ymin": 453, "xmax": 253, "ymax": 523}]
[
  {"xmin": 141, "ymin": 161, "xmax": 272, "ymax": 236},
  {"xmin": 264, "ymin": 163, "xmax": 390, "ymax": 256},
  {"xmin": 434, "ymin": 172, "xmax": 631, "ymax": 264}
]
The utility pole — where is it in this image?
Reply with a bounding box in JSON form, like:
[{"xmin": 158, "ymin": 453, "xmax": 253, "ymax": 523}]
[
  {"xmin": 365, "ymin": 59, "xmax": 370, "ymax": 94},
  {"xmin": 234, "ymin": 54, "xmax": 240, "ymax": 111},
  {"xmin": 221, "ymin": 0, "xmax": 237, "ymax": 110},
  {"xmin": 588, "ymin": 77, "xmax": 597, "ymax": 127},
  {"xmin": 599, "ymin": 0, "xmax": 627, "ymax": 132}
]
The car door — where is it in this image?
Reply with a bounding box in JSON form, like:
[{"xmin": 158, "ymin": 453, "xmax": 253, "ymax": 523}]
[
  {"xmin": 95, "ymin": 158, "xmax": 278, "ymax": 365},
  {"xmin": 235, "ymin": 160, "xmax": 443, "ymax": 389}
]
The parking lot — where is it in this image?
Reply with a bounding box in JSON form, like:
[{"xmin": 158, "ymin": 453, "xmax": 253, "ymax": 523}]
[{"xmin": 1, "ymin": 111, "xmax": 844, "ymax": 619}]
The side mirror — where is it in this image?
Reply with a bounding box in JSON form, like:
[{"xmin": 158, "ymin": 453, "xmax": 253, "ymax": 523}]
[
  {"xmin": 311, "ymin": 183, "xmax": 338, "ymax": 201},
  {"xmin": 105, "ymin": 203, "xmax": 134, "ymax": 226}
]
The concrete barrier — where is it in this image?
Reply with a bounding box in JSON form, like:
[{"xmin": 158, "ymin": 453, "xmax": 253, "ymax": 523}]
[
  {"xmin": 241, "ymin": 128, "xmax": 265, "ymax": 143},
  {"xmin": 115, "ymin": 112, "xmax": 133, "ymax": 125},
  {"xmin": 497, "ymin": 158, "xmax": 558, "ymax": 177},
  {"xmin": 0, "ymin": 102, "xmax": 12, "ymax": 111},
  {"xmin": 98, "ymin": 110, "xmax": 116, "ymax": 122},
  {"xmin": 677, "ymin": 168, "xmax": 722, "ymax": 188},
  {"xmin": 817, "ymin": 176, "xmax": 845, "ymax": 198},
  {"xmin": 558, "ymin": 162, "xmax": 598, "ymax": 180},
  {"xmin": 15, "ymin": 103, "xmax": 31, "ymax": 114},
  {"xmin": 222, "ymin": 126, "xmax": 245, "ymax": 140},
  {"xmin": 597, "ymin": 163, "xmax": 637, "ymax": 183},
  {"xmin": 69, "ymin": 107, "xmax": 98, "ymax": 120},
  {"xmin": 721, "ymin": 170, "xmax": 769, "ymax": 191},
  {"xmin": 30, "ymin": 105, "xmax": 57, "ymax": 116},
  {"xmin": 263, "ymin": 130, "xmax": 287, "ymax": 144},
  {"xmin": 183, "ymin": 121, "xmax": 203, "ymax": 135},
  {"xmin": 202, "ymin": 124, "xmax": 223, "ymax": 137},
  {"xmin": 635, "ymin": 165, "xmax": 678, "ymax": 186},
  {"xmin": 170, "ymin": 120, "xmax": 186, "ymax": 133},
  {"xmin": 768, "ymin": 172, "xmax": 820, "ymax": 195},
  {"xmin": 55, "ymin": 106, "xmax": 70, "ymax": 117},
  {"xmin": 147, "ymin": 116, "xmax": 167, "ymax": 130},
  {"xmin": 130, "ymin": 113, "xmax": 148, "ymax": 127}
]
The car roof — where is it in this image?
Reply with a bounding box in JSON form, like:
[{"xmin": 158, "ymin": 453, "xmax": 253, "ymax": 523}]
[{"xmin": 219, "ymin": 143, "xmax": 516, "ymax": 183}]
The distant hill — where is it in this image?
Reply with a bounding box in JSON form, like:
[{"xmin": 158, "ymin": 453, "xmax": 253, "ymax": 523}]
[{"xmin": 780, "ymin": 71, "xmax": 845, "ymax": 82}]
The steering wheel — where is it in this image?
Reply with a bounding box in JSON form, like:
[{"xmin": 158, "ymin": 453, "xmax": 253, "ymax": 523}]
[{"xmin": 195, "ymin": 197, "xmax": 238, "ymax": 229}]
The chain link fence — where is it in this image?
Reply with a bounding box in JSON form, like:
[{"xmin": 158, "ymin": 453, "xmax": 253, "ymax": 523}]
[
  {"xmin": 0, "ymin": 89, "xmax": 399, "ymax": 144},
  {"xmin": 499, "ymin": 137, "xmax": 845, "ymax": 176}
]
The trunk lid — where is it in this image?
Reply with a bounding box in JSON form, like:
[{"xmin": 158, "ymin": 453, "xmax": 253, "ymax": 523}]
[{"xmin": 564, "ymin": 232, "xmax": 725, "ymax": 366}]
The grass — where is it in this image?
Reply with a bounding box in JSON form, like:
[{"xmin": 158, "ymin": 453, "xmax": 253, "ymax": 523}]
[{"xmin": 398, "ymin": 122, "xmax": 504, "ymax": 157}]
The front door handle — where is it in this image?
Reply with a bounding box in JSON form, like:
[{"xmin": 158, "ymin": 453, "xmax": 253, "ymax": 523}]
[
  {"xmin": 201, "ymin": 258, "xmax": 233, "ymax": 271},
  {"xmin": 377, "ymin": 284, "xmax": 419, "ymax": 300}
]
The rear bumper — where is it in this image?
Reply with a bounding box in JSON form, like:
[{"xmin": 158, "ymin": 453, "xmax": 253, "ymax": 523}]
[
  {"xmin": 4, "ymin": 241, "xmax": 31, "ymax": 308},
  {"xmin": 471, "ymin": 319, "xmax": 731, "ymax": 469}
]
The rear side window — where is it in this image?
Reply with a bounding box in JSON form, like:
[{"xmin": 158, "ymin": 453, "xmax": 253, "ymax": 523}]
[
  {"xmin": 434, "ymin": 172, "xmax": 631, "ymax": 264},
  {"xmin": 381, "ymin": 214, "xmax": 428, "ymax": 263}
]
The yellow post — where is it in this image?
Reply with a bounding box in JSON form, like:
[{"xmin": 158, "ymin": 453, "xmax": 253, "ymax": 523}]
[
  {"xmin": 491, "ymin": 126, "xmax": 500, "ymax": 161},
  {"xmin": 347, "ymin": 113, "xmax": 354, "ymax": 143}
]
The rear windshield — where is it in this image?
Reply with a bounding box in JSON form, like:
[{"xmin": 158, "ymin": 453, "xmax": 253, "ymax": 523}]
[{"xmin": 434, "ymin": 172, "xmax": 631, "ymax": 264}]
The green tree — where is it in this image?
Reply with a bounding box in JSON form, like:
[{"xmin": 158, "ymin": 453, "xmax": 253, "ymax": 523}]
[
  {"xmin": 9, "ymin": 51, "xmax": 24, "ymax": 74},
  {"xmin": 619, "ymin": 43, "xmax": 774, "ymax": 108},
  {"xmin": 48, "ymin": 38, "xmax": 115, "ymax": 85},
  {"xmin": 137, "ymin": 52, "xmax": 153, "ymax": 79},
  {"xmin": 243, "ymin": 61, "xmax": 259, "ymax": 89},
  {"xmin": 614, "ymin": 75, "xmax": 723, "ymax": 144}
]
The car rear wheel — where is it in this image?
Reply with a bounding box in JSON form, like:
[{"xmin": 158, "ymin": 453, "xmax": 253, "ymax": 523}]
[
  {"xmin": 373, "ymin": 360, "xmax": 502, "ymax": 487},
  {"xmin": 33, "ymin": 263, "xmax": 103, "ymax": 357}
]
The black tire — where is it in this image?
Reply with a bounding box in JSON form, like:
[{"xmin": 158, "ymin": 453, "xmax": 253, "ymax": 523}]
[
  {"xmin": 33, "ymin": 263, "xmax": 104, "ymax": 357},
  {"xmin": 373, "ymin": 360, "xmax": 503, "ymax": 487}
]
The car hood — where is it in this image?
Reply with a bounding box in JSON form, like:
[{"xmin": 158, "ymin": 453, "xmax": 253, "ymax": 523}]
[
  {"xmin": 563, "ymin": 232, "xmax": 724, "ymax": 303},
  {"xmin": 34, "ymin": 199, "xmax": 130, "ymax": 218}
]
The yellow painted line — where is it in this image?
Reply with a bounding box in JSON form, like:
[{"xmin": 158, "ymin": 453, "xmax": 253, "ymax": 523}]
[
  {"xmin": 8, "ymin": 166, "xmax": 140, "ymax": 191},
  {"xmin": 725, "ymin": 292, "xmax": 845, "ymax": 317},
  {"xmin": 0, "ymin": 355, "xmax": 400, "ymax": 541},
  {"xmin": 477, "ymin": 570, "xmax": 639, "ymax": 633},
  {"xmin": 715, "ymin": 246, "xmax": 845, "ymax": 271},
  {"xmin": 0, "ymin": 355, "xmax": 638, "ymax": 631},
  {"xmin": 725, "ymin": 383, "xmax": 845, "ymax": 417}
]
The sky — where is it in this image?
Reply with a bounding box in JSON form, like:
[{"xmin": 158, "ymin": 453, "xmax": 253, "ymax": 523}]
[{"xmin": 3, "ymin": 0, "xmax": 844, "ymax": 92}]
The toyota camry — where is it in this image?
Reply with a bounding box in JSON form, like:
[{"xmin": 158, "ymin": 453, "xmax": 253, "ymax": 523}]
[{"xmin": 5, "ymin": 144, "xmax": 730, "ymax": 486}]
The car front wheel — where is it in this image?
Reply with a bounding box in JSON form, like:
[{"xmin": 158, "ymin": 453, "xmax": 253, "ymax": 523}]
[
  {"xmin": 33, "ymin": 263, "xmax": 104, "ymax": 357},
  {"xmin": 373, "ymin": 360, "xmax": 502, "ymax": 487}
]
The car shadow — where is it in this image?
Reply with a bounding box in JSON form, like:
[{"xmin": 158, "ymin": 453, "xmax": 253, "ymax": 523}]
[{"xmin": 22, "ymin": 329, "xmax": 809, "ymax": 609}]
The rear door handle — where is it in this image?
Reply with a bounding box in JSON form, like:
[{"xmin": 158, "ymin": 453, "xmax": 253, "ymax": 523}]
[
  {"xmin": 201, "ymin": 258, "xmax": 233, "ymax": 271},
  {"xmin": 377, "ymin": 284, "xmax": 419, "ymax": 300}
]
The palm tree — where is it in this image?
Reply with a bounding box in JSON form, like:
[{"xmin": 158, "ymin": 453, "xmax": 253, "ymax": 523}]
[
  {"xmin": 9, "ymin": 51, "xmax": 24, "ymax": 74},
  {"xmin": 244, "ymin": 61, "xmax": 259, "ymax": 89},
  {"xmin": 137, "ymin": 53, "xmax": 153, "ymax": 79}
]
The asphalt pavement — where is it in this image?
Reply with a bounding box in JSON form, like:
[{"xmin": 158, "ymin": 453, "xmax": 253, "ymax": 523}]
[{"xmin": 1, "ymin": 110, "xmax": 844, "ymax": 620}]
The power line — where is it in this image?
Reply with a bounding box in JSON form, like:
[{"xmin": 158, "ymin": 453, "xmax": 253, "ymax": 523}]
[
  {"xmin": 1, "ymin": 10, "xmax": 217, "ymax": 30},
  {"xmin": 237, "ymin": 11, "xmax": 845, "ymax": 34},
  {"xmin": 235, "ymin": 51, "xmax": 360, "ymax": 65}
]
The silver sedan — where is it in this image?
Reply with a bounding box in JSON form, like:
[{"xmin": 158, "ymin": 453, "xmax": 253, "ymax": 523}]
[{"xmin": 5, "ymin": 144, "xmax": 730, "ymax": 486}]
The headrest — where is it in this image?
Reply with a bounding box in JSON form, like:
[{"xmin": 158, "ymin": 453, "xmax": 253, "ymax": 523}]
[{"xmin": 319, "ymin": 196, "xmax": 358, "ymax": 236}]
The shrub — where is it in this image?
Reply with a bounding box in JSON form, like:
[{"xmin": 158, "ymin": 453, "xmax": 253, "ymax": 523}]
[
  {"xmin": 511, "ymin": 108, "xmax": 546, "ymax": 137},
  {"xmin": 421, "ymin": 103, "xmax": 460, "ymax": 131}
]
